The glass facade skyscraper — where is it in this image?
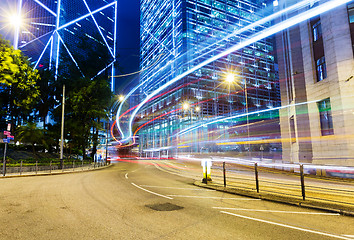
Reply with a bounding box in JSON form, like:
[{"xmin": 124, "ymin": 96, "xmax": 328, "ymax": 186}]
[
  {"xmin": 138, "ymin": 0, "xmax": 280, "ymax": 156},
  {"xmin": 16, "ymin": 0, "xmax": 117, "ymax": 90}
]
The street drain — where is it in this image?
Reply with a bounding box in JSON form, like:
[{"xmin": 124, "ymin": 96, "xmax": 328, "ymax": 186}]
[{"xmin": 146, "ymin": 203, "xmax": 184, "ymax": 211}]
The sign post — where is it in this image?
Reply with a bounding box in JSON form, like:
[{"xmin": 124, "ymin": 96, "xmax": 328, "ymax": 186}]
[{"xmin": 2, "ymin": 126, "xmax": 13, "ymax": 176}]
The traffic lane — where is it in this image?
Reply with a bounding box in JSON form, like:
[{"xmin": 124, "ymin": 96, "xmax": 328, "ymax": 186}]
[
  {"xmin": 0, "ymin": 162, "xmax": 352, "ymax": 240},
  {"xmin": 128, "ymin": 161, "xmax": 354, "ymax": 239}
]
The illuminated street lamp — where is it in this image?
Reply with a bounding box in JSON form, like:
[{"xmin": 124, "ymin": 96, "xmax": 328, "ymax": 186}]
[
  {"xmin": 225, "ymin": 72, "xmax": 250, "ymax": 158},
  {"xmin": 225, "ymin": 73, "xmax": 235, "ymax": 84},
  {"xmin": 9, "ymin": 14, "xmax": 22, "ymax": 28},
  {"xmin": 182, "ymin": 102, "xmax": 190, "ymax": 110},
  {"xmin": 118, "ymin": 95, "xmax": 125, "ymax": 102}
]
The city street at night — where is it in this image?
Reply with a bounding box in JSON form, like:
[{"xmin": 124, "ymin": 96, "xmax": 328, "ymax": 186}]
[
  {"xmin": 0, "ymin": 161, "xmax": 354, "ymax": 239},
  {"xmin": 2, "ymin": 0, "xmax": 354, "ymax": 238}
]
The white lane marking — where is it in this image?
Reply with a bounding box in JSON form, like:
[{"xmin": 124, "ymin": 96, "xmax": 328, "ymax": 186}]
[
  {"xmin": 125, "ymin": 173, "xmax": 128, "ymax": 179},
  {"xmin": 152, "ymin": 163, "xmax": 197, "ymax": 178},
  {"xmin": 139, "ymin": 185, "xmax": 216, "ymax": 191},
  {"xmin": 131, "ymin": 183, "xmax": 173, "ymax": 200},
  {"xmin": 343, "ymin": 236, "xmax": 354, "ymax": 239},
  {"xmin": 167, "ymin": 195, "xmax": 261, "ymax": 200},
  {"xmin": 213, "ymin": 207, "xmax": 340, "ymax": 215},
  {"xmin": 220, "ymin": 211, "xmax": 351, "ymax": 240}
]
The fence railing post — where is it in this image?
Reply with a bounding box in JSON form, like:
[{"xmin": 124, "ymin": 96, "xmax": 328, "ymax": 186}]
[
  {"xmin": 50, "ymin": 161, "xmax": 52, "ymax": 174},
  {"xmin": 255, "ymin": 163, "xmax": 259, "ymax": 193},
  {"xmin": 300, "ymin": 164, "xmax": 306, "ymax": 200},
  {"xmin": 20, "ymin": 160, "xmax": 23, "ymax": 176},
  {"xmin": 73, "ymin": 160, "xmax": 75, "ymax": 171},
  {"xmin": 35, "ymin": 161, "xmax": 38, "ymax": 174},
  {"xmin": 223, "ymin": 161, "xmax": 226, "ymax": 187}
]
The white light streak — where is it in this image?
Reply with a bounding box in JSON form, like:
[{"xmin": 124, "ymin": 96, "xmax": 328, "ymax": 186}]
[
  {"xmin": 33, "ymin": 34, "xmax": 53, "ymax": 70},
  {"xmin": 57, "ymin": 2, "xmax": 116, "ymax": 31},
  {"xmin": 122, "ymin": 0, "xmax": 351, "ymax": 143},
  {"xmin": 82, "ymin": 0, "xmax": 114, "ymax": 58},
  {"xmin": 57, "ymin": 34, "xmax": 85, "ymax": 77},
  {"xmin": 34, "ymin": 0, "xmax": 57, "ymax": 17}
]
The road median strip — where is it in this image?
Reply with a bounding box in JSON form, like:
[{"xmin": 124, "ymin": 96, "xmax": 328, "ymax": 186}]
[{"xmin": 194, "ymin": 181, "xmax": 354, "ymax": 216}]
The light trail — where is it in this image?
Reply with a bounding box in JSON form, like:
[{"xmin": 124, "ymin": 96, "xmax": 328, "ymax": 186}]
[
  {"xmin": 121, "ymin": 0, "xmax": 351, "ymax": 144},
  {"xmin": 116, "ymin": 76, "xmax": 204, "ymax": 140},
  {"xmin": 116, "ymin": 0, "xmax": 313, "ymax": 137},
  {"xmin": 176, "ymin": 99, "xmax": 320, "ymax": 137}
]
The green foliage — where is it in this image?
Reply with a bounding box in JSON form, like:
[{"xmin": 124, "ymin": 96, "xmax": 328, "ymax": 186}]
[
  {"xmin": 16, "ymin": 122, "xmax": 45, "ymax": 157},
  {"xmin": 1, "ymin": 34, "xmax": 115, "ymax": 160},
  {"xmin": 0, "ymin": 35, "xmax": 40, "ymax": 126}
]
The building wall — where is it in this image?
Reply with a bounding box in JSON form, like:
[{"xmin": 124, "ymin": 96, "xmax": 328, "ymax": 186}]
[
  {"xmin": 138, "ymin": 0, "xmax": 280, "ymax": 155},
  {"xmin": 277, "ymin": 1, "xmax": 354, "ymax": 166},
  {"xmin": 17, "ymin": 0, "xmax": 117, "ymax": 88}
]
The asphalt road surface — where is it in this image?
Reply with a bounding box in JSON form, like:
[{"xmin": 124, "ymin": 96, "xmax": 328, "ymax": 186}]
[{"xmin": 0, "ymin": 160, "xmax": 354, "ymax": 240}]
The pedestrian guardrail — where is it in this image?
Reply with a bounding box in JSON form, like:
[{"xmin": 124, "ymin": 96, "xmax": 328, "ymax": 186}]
[
  {"xmin": 206, "ymin": 161, "xmax": 354, "ymax": 208},
  {"xmin": 0, "ymin": 160, "xmax": 109, "ymax": 177}
]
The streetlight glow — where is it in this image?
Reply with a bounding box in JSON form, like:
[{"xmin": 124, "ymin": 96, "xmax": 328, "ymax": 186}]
[
  {"xmin": 195, "ymin": 106, "xmax": 201, "ymax": 112},
  {"xmin": 182, "ymin": 102, "xmax": 190, "ymax": 110},
  {"xmin": 118, "ymin": 95, "xmax": 124, "ymax": 102},
  {"xmin": 226, "ymin": 73, "xmax": 235, "ymax": 84},
  {"xmin": 9, "ymin": 14, "xmax": 22, "ymax": 28}
]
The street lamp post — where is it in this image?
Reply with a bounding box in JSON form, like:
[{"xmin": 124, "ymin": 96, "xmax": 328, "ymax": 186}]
[
  {"xmin": 182, "ymin": 102, "xmax": 200, "ymax": 155},
  {"xmin": 60, "ymin": 85, "xmax": 65, "ymax": 169},
  {"xmin": 226, "ymin": 73, "xmax": 250, "ymax": 159},
  {"xmin": 244, "ymin": 79, "xmax": 251, "ymax": 158}
]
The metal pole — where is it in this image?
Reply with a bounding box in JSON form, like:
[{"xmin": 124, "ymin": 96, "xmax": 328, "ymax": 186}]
[
  {"xmin": 60, "ymin": 84, "xmax": 65, "ymax": 169},
  {"xmin": 35, "ymin": 161, "xmax": 38, "ymax": 174},
  {"xmin": 105, "ymin": 120, "xmax": 109, "ymax": 165},
  {"xmin": 20, "ymin": 160, "xmax": 22, "ymax": 175},
  {"xmin": 300, "ymin": 164, "xmax": 306, "ymax": 200},
  {"xmin": 255, "ymin": 163, "xmax": 259, "ymax": 193},
  {"xmin": 223, "ymin": 161, "xmax": 226, "ymax": 187},
  {"xmin": 2, "ymin": 142, "xmax": 7, "ymax": 176},
  {"xmin": 50, "ymin": 160, "xmax": 52, "ymax": 174},
  {"xmin": 245, "ymin": 80, "xmax": 250, "ymax": 158},
  {"xmin": 73, "ymin": 160, "xmax": 75, "ymax": 171}
]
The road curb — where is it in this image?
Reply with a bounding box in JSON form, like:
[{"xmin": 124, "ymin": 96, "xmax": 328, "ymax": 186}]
[
  {"xmin": 0, "ymin": 164, "xmax": 113, "ymax": 179},
  {"xmin": 194, "ymin": 181, "xmax": 354, "ymax": 217}
]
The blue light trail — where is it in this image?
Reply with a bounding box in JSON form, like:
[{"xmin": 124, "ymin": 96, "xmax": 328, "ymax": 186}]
[{"xmin": 120, "ymin": 0, "xmax": 352, "ymax": 144}]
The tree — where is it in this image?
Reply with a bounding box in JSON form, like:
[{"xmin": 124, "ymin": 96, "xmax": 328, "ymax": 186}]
[
  {"xmin": 65, "ymin": 77, "xmax": 113, "ymax": 159},
  {"xmin": 16, "ymin": 122, "xmax": 45, "ymax": 157},
  {"xmin": 35, "ymin": 69, "xmax": 56, "ymax": 128},
  {"xmin": 0, "ymin": 35, "xmax": 40, "ymax": 128}
]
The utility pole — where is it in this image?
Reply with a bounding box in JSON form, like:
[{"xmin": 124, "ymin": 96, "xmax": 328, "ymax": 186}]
[
  {"xmin": 105, "ymin": 118, "xmax": 110, "ymax": 165},
  {"xmin": 60, "ymin": 85, "xmax": 65, "ymax": 169}
]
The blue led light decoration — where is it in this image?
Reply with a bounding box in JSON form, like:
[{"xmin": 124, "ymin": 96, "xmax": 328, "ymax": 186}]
[{"xmin": 15, "ymin": 0, "xmax": 117, "ymax": 91}]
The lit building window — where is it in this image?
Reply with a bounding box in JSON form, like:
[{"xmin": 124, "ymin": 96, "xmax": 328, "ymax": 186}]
[
  {"xmin": 317, "ymin": 98, "xmax": 334, "ymax": 136},
  {"xmin": 311, "ymin": 19, "xmax": 322, "ymax": 42},
  {"xmin": 311, "ymin": 17, "xmax": 327, "ymax": 82},
  {"xmin": 316, "ymin": 56, "xmax": 327, "ymax": 82}
]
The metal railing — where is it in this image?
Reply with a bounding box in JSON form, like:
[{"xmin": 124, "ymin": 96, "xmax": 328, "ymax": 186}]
[
  {"xmin": 0, "ymin": 160, "xmax": 109, "ymax": 177},
  {"xmin": 208, "ymin": 161, "xmax": 354, "ymax": 208}
]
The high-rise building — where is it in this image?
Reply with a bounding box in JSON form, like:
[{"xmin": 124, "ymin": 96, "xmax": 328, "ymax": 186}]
[
  {"xmin": 137, "ymin": 0, "xmax": 280, "ymax": 157},
  {"xmin": 16, "ymin": 0, "xmax": 118, "ymax": 90},
  {"xmin": 276, "ymin": 0, "xmax": 354, "ymax": 166}
]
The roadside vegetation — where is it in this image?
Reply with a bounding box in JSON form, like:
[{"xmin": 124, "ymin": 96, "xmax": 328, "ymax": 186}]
[{"xmin": 0, "ymin": 35, "xmax": 114, "ymax": 164}]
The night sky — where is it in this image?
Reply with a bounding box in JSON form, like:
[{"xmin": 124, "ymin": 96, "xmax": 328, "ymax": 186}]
[
  {"xmin": 115, "ymin": 0, "xmax": 140, "ymax": 93},
  {"xmin": 0, "ymin": 0, "xmax": 140, "ymax": 93}
]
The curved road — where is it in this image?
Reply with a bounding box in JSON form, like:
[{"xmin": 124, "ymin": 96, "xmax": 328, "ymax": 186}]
[{"xmin": 0, "ymin": 161, "xmax": 353, "ymax": 239}]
